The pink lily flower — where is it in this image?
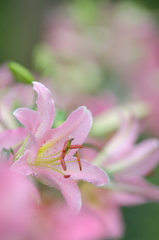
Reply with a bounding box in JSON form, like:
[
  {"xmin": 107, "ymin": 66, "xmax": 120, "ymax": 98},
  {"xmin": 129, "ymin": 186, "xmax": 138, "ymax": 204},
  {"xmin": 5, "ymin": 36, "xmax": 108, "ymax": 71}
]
[
  {"xmin": 93, "ymin": 116, "xmax": 159, "ymax": 201},
  {"xmin": 11, "ymin": 82, "xmax": 109, "ymax": 214}
]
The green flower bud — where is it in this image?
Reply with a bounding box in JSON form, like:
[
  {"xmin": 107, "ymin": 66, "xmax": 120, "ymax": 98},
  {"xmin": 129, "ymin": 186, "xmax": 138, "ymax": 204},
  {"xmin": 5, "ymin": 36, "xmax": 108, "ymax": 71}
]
[{"xmin": 8, "ymin": 62, "xmax": 35, "ymax": 84}]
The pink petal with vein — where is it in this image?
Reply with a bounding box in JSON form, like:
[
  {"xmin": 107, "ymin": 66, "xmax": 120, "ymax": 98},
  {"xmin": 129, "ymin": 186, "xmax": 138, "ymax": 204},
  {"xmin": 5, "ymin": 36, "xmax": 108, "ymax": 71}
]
[
  {"xmin": 33, "ymin": 82, "xmax": 55, "ymax": 140},
  {"xmin": 113, "ymin": 139, "xmax": 159, "ymax": 176},
  {"xmin": 39, "ymin": 106, "xmax": 92, "ymax": 158},
  {"xmin": 56, "ymin": 158, "xmax": 109, "ymax": 186}
]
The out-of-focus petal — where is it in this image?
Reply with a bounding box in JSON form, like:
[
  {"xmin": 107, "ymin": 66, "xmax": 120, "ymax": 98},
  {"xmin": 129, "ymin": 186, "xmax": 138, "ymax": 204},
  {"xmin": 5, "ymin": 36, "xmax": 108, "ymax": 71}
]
[
  {"xmin": 33, "ymin": 82, "xmax": 55, "ymax": 140},
  {"xmin": 107, "ymin": 139, "xmax": 159, "ymax": 176},
  {"xmin": 0, "ymin": 128, "xmax": 28, "ymax": 151},
  {"xmin": 52, "ymin": 205, "xmax": 106, "ymax": 240},
  {"xmin": 105, "ymin": 116, "xmax": 139, "ymax": 161},
  {"xmin": 110, "ymin": 191, "xmax": 145, "ymax": 206},
  {"xmin": 93, "ymin": 116, "xmax": 139, "ymax": 166},
  {"xmin": 102, "ymin": 205, "xmax": 124, "ymax": 239},
  {"xmin": 115, "ymin": 175, "xmax": 159, "ymax": 201},
  {"xmin": 33, "ymin": 166, "xmax": 82, "ymax": 215},
  {"xmin": 13, "ymin": 108, "xmax": 41, "ymax": 134}
]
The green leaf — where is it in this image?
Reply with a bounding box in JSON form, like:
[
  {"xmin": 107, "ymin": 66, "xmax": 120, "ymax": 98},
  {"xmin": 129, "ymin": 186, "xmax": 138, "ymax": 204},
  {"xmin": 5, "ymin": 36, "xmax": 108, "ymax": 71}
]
[{"xmin": 8, "ymin": 62, "xmax": 35, "ymax": 84}]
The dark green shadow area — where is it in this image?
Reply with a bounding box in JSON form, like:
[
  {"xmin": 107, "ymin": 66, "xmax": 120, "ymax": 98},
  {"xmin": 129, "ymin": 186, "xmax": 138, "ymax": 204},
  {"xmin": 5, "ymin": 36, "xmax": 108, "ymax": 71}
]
[
  {"xmin": 0, "ymin": 0, "xmax": 60, "ymax": 67},
  {"xmin": 122, "ymin": 202, "xmax": 159, "ymax": 240}
]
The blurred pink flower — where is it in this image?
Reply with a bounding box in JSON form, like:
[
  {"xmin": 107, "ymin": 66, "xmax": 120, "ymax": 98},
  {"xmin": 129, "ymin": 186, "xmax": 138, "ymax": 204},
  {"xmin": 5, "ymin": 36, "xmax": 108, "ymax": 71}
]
[
  {"xmin": 107, "ymin": 4, "xmax": 159, "ymax": 135},
  {"xmin": 44, "ymin": 185, "xmax": 145, "ymax": 240},
  {"xmin": 44, "ymin": 14, "xmax": 86, "ymax": 59},
  {"xmin": 48, "ymin": 204, "xmax": 107, "ymax": 240},
  {"xmin": 94, "ymin": 116, "xmax": 159, "ymax": 201},
  {"xmin": 0, "ymin": 162, "xmax": 40, "ymax": 239},
  {"xmin": 11, "ymin": 82, "xmax": 109, "ymax": 214}
]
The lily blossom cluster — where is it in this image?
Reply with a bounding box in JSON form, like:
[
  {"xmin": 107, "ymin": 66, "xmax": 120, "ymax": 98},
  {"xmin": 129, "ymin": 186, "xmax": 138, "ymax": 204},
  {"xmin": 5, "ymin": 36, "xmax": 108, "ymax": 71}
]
[{"xmin": 0, "ymin": 81, "xmax": 159, "ymax": 240}]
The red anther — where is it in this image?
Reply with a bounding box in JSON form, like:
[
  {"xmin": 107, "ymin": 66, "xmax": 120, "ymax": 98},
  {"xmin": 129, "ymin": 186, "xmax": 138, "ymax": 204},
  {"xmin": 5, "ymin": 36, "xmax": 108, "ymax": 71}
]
[
  {"xmin": 69, "ymin": 145, "xmax": 84, "ymax": 149},
  {"xmin": 76, "ymin": 151, "xmax": 82, "ymax": 171},
  {"xmin": 60, "ymin": 155, "xmax": 67, "ymax": 171},
  {"xmin": 64, "ymin": 175, "xmax": 71, "ymax": 178},
  {"xmin": 63, "ymin": 140, "xmax": 69, "ymax": 153}
]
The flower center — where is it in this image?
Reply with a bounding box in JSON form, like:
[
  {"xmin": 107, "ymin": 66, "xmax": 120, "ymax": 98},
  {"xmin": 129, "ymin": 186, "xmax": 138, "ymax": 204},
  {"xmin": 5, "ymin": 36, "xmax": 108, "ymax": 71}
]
[{"xmin": 35, "ymin": 138, "xmax": 84, "ymax": 178}]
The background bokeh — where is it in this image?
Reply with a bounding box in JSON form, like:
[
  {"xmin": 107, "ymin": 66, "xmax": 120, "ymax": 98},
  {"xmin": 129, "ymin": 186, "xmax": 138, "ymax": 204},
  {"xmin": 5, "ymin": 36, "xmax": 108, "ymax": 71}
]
[{"xmin": 1, "ymin": 0, "xmax": 159, "ymax": 240}]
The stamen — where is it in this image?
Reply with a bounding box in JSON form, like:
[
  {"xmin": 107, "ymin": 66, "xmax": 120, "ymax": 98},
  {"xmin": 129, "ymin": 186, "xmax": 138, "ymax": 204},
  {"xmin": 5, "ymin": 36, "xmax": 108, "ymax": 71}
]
[
  {"xmin": 63, "ymin": 140, "xmax": 69, "ymax": 153},
  {"xmin": 60, "ymin": 138, "xmax": 74, "ymax": 171},
  {"xmin": 76, "ymin": 151, "xmax": 82, "ymax": 171},
  {"xmin": 43, "ymin": 138, "xmax": 84, "ymax": 172},
  {"xmin": 59, "ymin": 140, "xmax": 70, "ymax": 171},
  {"xmin": 64, "ymin": 174, "xmax": 71, "ymax": 178},
  {"xmin": 69, "ymin": 145, "xmax": 84, "ymax": 149},
  {"xmin": 67, "ymin": 138, "xmax": 74, "ymax": 148},
  {"xmin": 60, "ymin": 155, "xmax": 67, "ymax": 171}
]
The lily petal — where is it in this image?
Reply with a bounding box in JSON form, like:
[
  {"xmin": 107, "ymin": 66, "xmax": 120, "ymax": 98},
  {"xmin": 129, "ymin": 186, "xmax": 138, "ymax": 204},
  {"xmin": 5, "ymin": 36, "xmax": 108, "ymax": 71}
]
[
  {"xmin": 115, "ymin": 175, "xmax": 159, "ymax": 201},
  {"xmin": 110, "ymin": 191, "xmax": 145, "ymax": 206},
  {"xmin": 10, "ymin": 150, "xmax": 37, "ymax": 176},
  {"xmin": 0, "ymin": 128, "xmax": 28, "ymax": 151},
  {"xmin": 94, "ymin": 116, "xmax": 139, "ymax": 166},
  {"xmin": 102, "ymin": 205, "xmax": 124, "ymax": 239},
  {"xmin": 25, "ymin": 133, "xmax": 39, "ymax": 163},
  {"xmin": 13, "ymin": 108, "xmax": 41, "ymax": 134},
  {"xmin": 33, "ymin": 82, "xmax": 55, "ymax": 140},
  {"xmin": 106, "ymin": 116, "xmax": 139, "ymax": 161},
  {"xmin": 38, "ymin": 106, "xmax": 93, "ymax": 159},
  {"xmin": 107, "ymin": 139, "xmax": 159, "ymax": 176},
  {"xmin": 56, "ymin": 158, "xmax": 109, "ymax": 186},
  {"xmin": 32, "ymin": 166, "xmax": 82, "ymax": 215}
]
